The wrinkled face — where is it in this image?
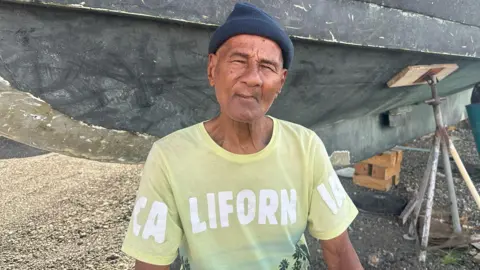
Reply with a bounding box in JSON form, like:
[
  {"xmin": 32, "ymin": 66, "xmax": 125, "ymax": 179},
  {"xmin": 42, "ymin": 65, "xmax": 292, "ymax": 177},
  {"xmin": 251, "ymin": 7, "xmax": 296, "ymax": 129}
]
[{"xmin": 207, "ymin": 34, "xmax": 288, "ymax": 123}]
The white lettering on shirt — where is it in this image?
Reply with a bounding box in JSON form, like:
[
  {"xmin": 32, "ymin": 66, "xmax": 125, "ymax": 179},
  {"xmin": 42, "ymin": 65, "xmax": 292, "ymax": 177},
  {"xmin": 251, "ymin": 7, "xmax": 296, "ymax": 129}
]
[
  {"xmin": 133, "ymin": 196, "xmax": 147, "ymax": 236},
  {"xmin": 131, "ymin": 189, "xmax": 301, "ymax": 241},
  {"xmin": 218, "ymin": 191, "xmax": 234, "ymax": 227},
  {"xmin": 190, "ymin": 197, "xmax": 207, "ymax": 233},
  {"xmin": 328, "ymin": 172, "xmax": 346, "ymax": 208},
  {"xmin": 142, "ymin": 201, "xmax": 168, "ymax": 243},
  {"xmin": 317, "ymin": 184, "xmax": 338, "ymax": 215},
  {"xmin": 207, "ymin": 193, "xmax": 218, "ymax": 229},
  {"xmin": 237, "ymin": 189, "xmax": 256, "ymax": 225},
  {"xmin": 316, "ymin": 172, "xmax": 348, "ymax": 215},
  {"xmin": 281, "ymin": 189, "xmax": 297, "ymax": 225},
  {"xmin": 258, "ymin": 189, "xmax": 279, "ymax": 225}
]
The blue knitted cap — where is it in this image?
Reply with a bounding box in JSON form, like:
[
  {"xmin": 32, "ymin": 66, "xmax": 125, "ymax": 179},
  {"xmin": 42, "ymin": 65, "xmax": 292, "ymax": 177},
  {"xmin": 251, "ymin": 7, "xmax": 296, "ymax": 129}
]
[{"xmin": 208, "ymin": 2, "xmax": 294, "ymax": 69}]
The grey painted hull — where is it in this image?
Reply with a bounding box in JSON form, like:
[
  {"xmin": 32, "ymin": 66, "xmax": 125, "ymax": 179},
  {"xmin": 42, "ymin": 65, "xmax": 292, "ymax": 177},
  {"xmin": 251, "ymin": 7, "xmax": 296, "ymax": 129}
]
[{"xmin": 0, "ymin": 1, "xmax": 479, "ymax": 163}]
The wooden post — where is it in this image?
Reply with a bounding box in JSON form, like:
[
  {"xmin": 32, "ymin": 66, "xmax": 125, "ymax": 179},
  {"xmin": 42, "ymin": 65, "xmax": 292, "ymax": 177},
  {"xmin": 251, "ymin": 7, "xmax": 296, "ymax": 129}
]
[
  {"xmin": 419, "ymin": 133, "xmax": 441, "ymax": 262},
  {"xmin": 448, "ymin": 139, "xmax": 480, "ymax": 209},
  {"xmin": 407, "ymin": 136, "xmax": 437, "ymax": 235},
  {"xmin": 441, "ymin": 139, "xmax": 462, "ymax": 233}
]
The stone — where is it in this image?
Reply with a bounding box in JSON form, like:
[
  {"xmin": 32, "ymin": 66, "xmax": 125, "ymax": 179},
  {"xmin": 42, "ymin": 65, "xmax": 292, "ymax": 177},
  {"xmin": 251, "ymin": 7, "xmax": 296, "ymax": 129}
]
[
  {"xmin": 473, "ymin": 254, "xmax": 480, "ymax": 264},
  {"xmin": 336, "ymin": 167, "xmax": 355, "ymax": 178},
  {"xmin": 368, "ymin": 254, "xmax": 380, "ymax": 267},
  {"xmin": 106, "ymin": 254, "xmax": 119, "ymax": 261}
]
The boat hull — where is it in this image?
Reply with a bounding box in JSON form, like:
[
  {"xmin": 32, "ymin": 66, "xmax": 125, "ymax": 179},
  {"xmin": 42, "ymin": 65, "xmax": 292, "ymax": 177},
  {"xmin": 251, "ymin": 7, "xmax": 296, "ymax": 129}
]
[{"xmin": 0, "ymin": 2, "xmax": 479, "ymax": 163}]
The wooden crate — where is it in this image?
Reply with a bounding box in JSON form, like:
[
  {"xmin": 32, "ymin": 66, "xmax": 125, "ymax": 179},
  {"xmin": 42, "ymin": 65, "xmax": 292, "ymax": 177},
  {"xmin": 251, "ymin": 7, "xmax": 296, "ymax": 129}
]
[
  {"xmin": 353, "ymin": 149, "xmax": 403, "ymax": 191},
  {"xmin": 359, "ymin": 150, "xmax": 402, "ymax": 168},
  {"xmin": 354, "ymin": 163, "xmax": 370, "ymax": 176},
  {"xmin": 353, "ymin": 175, "xmax": 393, "ymax": 191},
  {"xmin": 371, "ymin": 162, "xmax": 401, "ymax": 180}
]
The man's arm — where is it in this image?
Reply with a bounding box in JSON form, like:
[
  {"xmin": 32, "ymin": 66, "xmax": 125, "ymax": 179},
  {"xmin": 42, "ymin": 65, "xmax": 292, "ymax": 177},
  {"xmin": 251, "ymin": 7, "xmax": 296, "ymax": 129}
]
[
  {"xmin": 320, "ymin": 230, "xmax": 363, "ymax": 270},
  {"xmin": 120, "ymin": 142, "xmax": 183, "ymax": 268},
  {"xmin": 135, "ymin": 260, "xmax": 170, "ymax": 270},
  {"xmin": 307, "ymin": 132, "xmax": 362, "ymax": 269}
]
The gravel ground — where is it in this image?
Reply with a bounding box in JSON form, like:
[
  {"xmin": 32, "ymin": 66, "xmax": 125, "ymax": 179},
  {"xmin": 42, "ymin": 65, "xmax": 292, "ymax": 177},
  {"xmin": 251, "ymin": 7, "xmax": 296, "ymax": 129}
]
[
  {"xmin": 1, "ymin": 122, "xmax": 479, "ymax": 269},
  {"xmin": 336, "ymin": 121, "xmax": 480, "ymax": 270}
]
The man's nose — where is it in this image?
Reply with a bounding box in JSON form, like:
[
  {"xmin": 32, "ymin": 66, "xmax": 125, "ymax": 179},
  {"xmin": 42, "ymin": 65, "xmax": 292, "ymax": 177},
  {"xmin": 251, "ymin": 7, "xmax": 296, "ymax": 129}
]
[{"xmin": 241, "ymin": 65, "xmax": 262, "ymax": 88}]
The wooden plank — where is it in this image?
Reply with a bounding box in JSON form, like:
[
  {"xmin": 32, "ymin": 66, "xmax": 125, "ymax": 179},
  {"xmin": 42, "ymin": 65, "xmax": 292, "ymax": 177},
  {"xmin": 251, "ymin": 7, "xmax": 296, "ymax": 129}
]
[
  {"xmin": 396, "ymin": 149, "xmax": 404, "ymax": 164},
  {"xmin": 387, "ymin": 64, "xmax": 459, "ymax": 88},
  {"xmin": 371, "ymin": 163, "xmax": 401, "ymax": 180},
  {"xmin": 353, "ymin": 175, "xmax": 392, "ymax": 191},
  {"xmin": 399, "ymin": 198, "xmax": 418, "ymax": 224},
  {"xmin": 354, "ymin": 163, "xmax": 370, "ymax": 176},
  {"xmin": 360, "ymin": 151, "xmax": 397, "ymax": 167},
  {"xmin": 393, "ymin": 172, "xmax": 401, "ymax": 185}
]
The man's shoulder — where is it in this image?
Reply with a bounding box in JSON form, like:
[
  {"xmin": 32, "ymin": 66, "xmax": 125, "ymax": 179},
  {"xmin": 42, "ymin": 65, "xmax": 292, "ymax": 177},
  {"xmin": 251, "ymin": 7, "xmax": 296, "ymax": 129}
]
[
  {"xmin": 275, "ymin": 117, "xmax": 318, "ymax": 141},
  {"xmin": 274, "ymin": 117, "xmax": 328, "ymax": 156},
  {"xmin": 151, "ymin": 122, "xmax": 203, "ymax": 152}
]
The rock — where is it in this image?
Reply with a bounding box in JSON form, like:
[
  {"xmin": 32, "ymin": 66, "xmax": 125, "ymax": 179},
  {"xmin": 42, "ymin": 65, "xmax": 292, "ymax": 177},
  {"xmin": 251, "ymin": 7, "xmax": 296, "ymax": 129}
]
[
  {"xmin": 336, "ymin": 167, "xmax": 355, "ymax": 178},
  {"xmin": 473, "ymin": 254, "xmax": 480, "ymax": 264},
  {"xmin": 368, "ymin": 254, "xmax": 380, "ymax": 268},
  {"xmin": 383, "ymin": 251, "xmax": 394, "ymax": 261},
  {"xmin": 403, "ymin": 234, "xmax": 416, "ymax": 241},
  {"xmin": 106, "ymin": 254, "xmax": 119, "ymax": 261},
  {"xmin": 450, "ymin": 135, "xmax": 461, "ymax": 142},
  {"xmin": 469, "ymin": 249, "xmax": 478, "ymax": 256}
]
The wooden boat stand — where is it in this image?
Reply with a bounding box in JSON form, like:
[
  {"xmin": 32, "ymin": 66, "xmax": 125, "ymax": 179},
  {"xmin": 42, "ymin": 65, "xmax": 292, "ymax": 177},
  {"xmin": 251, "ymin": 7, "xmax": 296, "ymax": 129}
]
[{"xmin": 398, "ymin": 74, "xmax": 480, "ymax": 262}]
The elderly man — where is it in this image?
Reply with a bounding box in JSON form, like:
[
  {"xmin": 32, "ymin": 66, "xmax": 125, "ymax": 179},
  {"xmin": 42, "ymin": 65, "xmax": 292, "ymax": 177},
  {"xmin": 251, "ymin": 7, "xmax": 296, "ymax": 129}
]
[{"xmin": 121, "ymin": 2, "xmax": 362, "ymax": 269}]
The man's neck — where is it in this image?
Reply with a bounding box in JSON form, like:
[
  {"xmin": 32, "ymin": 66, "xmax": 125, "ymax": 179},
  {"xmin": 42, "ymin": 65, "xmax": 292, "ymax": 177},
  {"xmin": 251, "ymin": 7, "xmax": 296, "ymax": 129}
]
[{"xmin": 204, "ymin": 114, "xmax": 273, "ymax": 154}]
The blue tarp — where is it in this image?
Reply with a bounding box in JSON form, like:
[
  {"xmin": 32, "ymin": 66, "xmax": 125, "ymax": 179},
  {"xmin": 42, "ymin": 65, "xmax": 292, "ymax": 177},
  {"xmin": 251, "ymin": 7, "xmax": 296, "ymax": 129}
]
[{"xmin": 467, "ymin": 103, "xmax": 480, "ymax": 156}]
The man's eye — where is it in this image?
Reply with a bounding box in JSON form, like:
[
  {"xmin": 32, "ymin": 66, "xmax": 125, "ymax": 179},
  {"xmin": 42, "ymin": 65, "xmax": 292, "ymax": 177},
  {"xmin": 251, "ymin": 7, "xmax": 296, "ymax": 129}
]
[
  {"xmin": 232, "ymin": 60, "xmax": 246, "ymax": 64},
  {"xmin": 261, "ymin": 65, "xmax": 275, "ymax": 72}
]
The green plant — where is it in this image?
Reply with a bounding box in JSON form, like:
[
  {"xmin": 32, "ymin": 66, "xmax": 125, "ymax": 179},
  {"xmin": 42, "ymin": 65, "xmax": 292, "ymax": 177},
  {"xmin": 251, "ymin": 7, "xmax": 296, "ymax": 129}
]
[{"xmin": 441, "ymin": 250, "xmax": 461, "ymax": 265}]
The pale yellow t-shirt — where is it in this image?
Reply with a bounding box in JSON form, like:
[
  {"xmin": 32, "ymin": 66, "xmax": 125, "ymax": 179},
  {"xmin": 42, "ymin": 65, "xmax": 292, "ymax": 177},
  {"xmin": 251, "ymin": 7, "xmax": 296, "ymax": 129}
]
[{"xmin": 121, "ymin": 116, "xmax": 358, "ymax": 269}]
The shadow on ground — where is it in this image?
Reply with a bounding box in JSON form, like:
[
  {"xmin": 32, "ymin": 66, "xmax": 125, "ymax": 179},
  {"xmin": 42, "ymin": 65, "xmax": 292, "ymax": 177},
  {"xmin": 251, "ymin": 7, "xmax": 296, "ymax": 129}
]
[{"xmin": 0, "ymin": 137, "xmax": 48, "ymax": 159}]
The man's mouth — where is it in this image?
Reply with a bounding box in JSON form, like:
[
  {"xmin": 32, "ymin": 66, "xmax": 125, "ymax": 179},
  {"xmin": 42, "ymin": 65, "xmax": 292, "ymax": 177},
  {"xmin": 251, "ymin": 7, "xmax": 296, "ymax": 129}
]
[{"xmin": 235, "ymin": 94, "xmax": 257, "ymax": 101}]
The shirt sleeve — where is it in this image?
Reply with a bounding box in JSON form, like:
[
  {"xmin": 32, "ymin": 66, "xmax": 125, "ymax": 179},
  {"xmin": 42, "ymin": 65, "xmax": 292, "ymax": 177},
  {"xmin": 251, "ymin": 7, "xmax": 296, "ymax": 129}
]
[
  {"xmin": 121, "ymin": 141, "xmax": 183, "ymax": 265},
  {"xmin": 307, "ymin": 132, "xmax": 358, "ymax": 240}
]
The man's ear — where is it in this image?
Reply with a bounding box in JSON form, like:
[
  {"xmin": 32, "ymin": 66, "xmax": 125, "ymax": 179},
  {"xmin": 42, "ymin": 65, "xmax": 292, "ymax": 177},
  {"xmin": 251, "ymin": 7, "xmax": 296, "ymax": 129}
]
[
  {"xmin": 207, "ymin": 53, "xmax": 217, "ymax": 87},
  {"xmin": 280, "ymin": 69, "xmax": 288, "ymax": 87}
]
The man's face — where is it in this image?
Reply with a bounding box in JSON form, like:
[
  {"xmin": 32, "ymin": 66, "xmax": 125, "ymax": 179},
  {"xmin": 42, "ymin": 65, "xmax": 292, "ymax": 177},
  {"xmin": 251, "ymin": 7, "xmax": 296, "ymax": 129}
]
[{"xmin": 207, "ymin": 34, "xmax": 287, "ymax": 123}]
